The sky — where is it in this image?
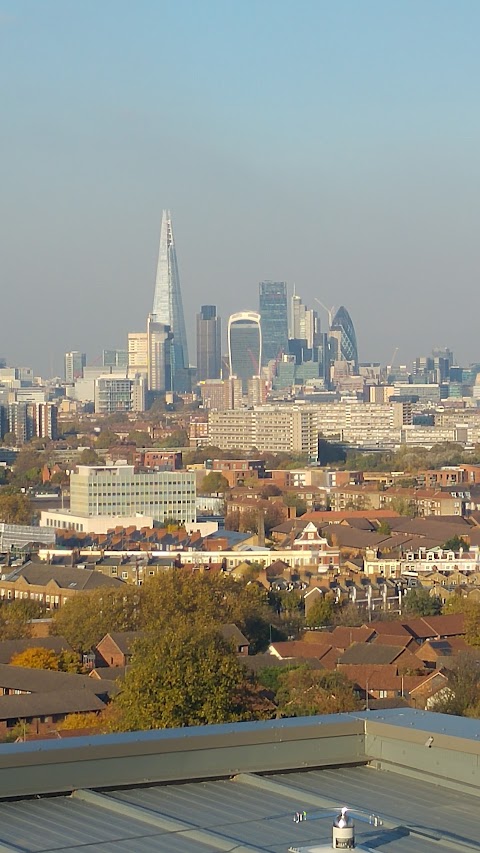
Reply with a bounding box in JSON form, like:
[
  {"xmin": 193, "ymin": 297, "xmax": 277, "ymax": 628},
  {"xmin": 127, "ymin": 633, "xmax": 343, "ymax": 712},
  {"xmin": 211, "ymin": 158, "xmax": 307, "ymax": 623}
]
[{"xmin": 1, "ymin": 0, "xmax": 480, "ymax": 376}]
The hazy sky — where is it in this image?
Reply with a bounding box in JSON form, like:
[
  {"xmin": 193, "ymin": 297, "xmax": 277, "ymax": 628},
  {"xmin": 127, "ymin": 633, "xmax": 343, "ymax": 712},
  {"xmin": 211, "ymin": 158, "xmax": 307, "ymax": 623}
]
[{"xmin": 2, "ymin": 0, "xmax": 480, "ymax": 376}]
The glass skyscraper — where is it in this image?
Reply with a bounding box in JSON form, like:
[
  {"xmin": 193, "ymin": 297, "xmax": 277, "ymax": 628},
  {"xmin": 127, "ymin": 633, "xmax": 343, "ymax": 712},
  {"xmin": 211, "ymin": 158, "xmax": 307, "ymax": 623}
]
[
  {"xmin": 228, "ymin": 312, "xmax": 262, "ymax": 391},
  {"xmin": 152, "ymin": 210, "xmax": 190, "ymax": 392},
  {"xmin": 196, "ymin": 305, "xmax": 221, "ymax": 381},
  {"xmin": 259, "ymin": 281, "xmax": 288, "ymax": 366},
  {"xmin": 329, "ymin": 306, "xmax": 359, "ymax": 369}
]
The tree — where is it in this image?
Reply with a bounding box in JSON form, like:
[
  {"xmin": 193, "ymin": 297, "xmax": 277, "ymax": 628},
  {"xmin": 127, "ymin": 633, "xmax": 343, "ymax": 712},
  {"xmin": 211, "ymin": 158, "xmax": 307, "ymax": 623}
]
[
  {"xmin": 58, "ymin": 712, "xmax": 105, "ymax": 730},
  {"xmin": 389, "ymin": 497, "xmax": 415, "ymax": 517},
  {"xmin": 305, "ymin": 597, "xmax": 335, "ymax": 628},
  {"xmin": 402, "ymin": 588, "xmax": 442, "ymax": 617},
  {"xmin": 276, "ymin": 666, "xmax": 360, "ymax": 717},
  {"xmin": 10, "ymin": 647, "xmax": 59, "ymax": 670},
  {"xmin": 127, "ymin": 431, "xmax": 152, "ymax": 447},
  {"xmin": 78, "ymin": 448, "xmax": 100, "ymax": 465},
  {"xmin": 140, "ymin": 572, "xmax": 272, "ymax": 653},
  {"xmin": 377, "ymin": 521, "xmax": 392, "ymax": 536},
  {"xmin": 283, "ymin": 494, "xmax": 308, "ymax": 517},
  {"xmin": 0, "ymin": 599, "xmax": 45, "ymax": 640},
  {"xmin": 0, "ymin": 493, "xmax": 32, "ymax": 525},
  {"xmin": 2, "ymin": 432, "xmax": 17, "ymax": 447},
  {"xmin": 430, "ymin": 652, "xmax": 480, "ymax": 717},
  {"xmin": 198, "ymin": 471, "xmax": 230, "ymax": 495},
  {"xmin": 161, "ymin": 428, "xmax": 189, "ymax": 448},
  {"xmin": 442, "ymin": 535, "xmax": 469, "ymax": 552},
  {"xmin": 58, "ymin": 650, "xmax": 84, "ymax": 673},
  {"xmin": 463, "ymin": 602, "xmax": 480, "ymax": 647},
  {"xmin": 51, "ymin": 587, "xmax": 141, "ymax": 652},
  {"xmin": 334, "ymin": 602, "xmax": 364, "ymax": 627},
  {"xmin": 112, "ymin": 619, "xmax": 254, "ymax": 730},
  {"xmin": 95, "ymin": 430, "xmax": 119, "ymax": 449},
  {"xmin": 259, "ymin": 484, "xmax": 283, "ymax": 498}
]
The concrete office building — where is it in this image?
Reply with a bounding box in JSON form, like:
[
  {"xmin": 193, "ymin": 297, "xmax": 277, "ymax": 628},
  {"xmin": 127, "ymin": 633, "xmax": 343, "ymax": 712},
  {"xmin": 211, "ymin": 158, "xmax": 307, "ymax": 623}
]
[
  {"xmin": 69, "ymin": 464, "xmax": 196, "ymax": 524},
  {"xmin": 196, "ymin": 305, "xmax": 221, "ymax": 381}
]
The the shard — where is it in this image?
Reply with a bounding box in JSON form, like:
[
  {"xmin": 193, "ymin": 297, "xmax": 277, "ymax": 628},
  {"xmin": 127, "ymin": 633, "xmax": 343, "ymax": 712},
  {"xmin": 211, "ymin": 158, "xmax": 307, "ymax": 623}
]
[{"xmin": 152, "ymin": 210, "xmax": 190, "ymax": 392}]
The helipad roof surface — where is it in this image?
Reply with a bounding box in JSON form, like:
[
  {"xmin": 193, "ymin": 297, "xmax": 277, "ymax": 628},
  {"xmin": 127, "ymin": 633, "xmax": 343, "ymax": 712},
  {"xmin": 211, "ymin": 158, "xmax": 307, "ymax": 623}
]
[{"xmin": 0, "ymin": 764, "xmax": 478, "ymax": 853}]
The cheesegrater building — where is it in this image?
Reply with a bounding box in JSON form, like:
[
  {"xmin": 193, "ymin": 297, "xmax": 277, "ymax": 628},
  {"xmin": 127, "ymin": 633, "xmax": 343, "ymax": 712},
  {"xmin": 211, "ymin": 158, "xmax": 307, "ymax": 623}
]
[{"xmin": 152, "ymin": 210, "xmax": 190, "ymax": 392}]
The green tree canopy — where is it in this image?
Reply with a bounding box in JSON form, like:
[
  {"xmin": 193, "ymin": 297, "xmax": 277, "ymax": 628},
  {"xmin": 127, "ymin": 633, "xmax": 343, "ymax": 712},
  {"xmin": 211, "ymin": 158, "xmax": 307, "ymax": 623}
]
[
  {"xmin": 94, "ymin": 430, "xmax": 119, "ymax": 449},
  {"xmin": 198, "ymin": 471, "xmax": 230, "ymax": 495},
  {"xmin": 112, "ymin": 619, "xmax": 255, "ymax": 730},
  {"xmin": 430, "ymin": 652, "xmax": 480, "ymax": 717},
  {"xmin": 402, "ymin": 587, "xmax": 442, "ymax": 617},
  {"xmin": 305, "ymin": 597, "xmax": 335, "ymax": 628},
  {"xmin": 442, "ymin": 535, "xmax": 469, "ymax": 552},
  {"xmin": 0, "ymin": 493, "xmax": 32, "ymax": 525},
  {"xmin": 51, "ymin": 586, "xmax": 141, "ymax": 652},
  {"xmin": 276, "ymin": 666, "xmax": 360, "ymax": 717},
  {"xmin": 52, "ymin": 572, "xmax": 273, "ymax": 654},
  {"xmin": 78, "ymin": 448, "xmax": 101, "ymax": 465}
]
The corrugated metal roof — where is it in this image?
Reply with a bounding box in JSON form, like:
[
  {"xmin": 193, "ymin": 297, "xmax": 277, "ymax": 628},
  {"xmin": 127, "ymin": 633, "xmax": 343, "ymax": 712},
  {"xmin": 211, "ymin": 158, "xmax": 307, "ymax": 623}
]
[{"xmin": 0, "ymin": 764, "xmax": 478, "ymax": 852}]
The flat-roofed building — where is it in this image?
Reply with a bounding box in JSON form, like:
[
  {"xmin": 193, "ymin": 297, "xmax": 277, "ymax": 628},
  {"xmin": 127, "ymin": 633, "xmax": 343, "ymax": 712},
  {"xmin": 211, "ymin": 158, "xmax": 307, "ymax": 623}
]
[{"xmin": 69, "ymin": 464, "xmax": 196, "ymax": 524}]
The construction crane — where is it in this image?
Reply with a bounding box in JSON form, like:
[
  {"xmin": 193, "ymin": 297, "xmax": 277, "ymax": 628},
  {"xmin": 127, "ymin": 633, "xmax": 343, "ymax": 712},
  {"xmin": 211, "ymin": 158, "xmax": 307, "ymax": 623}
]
[
  {"xmin": 388, "ymin": 346, "xmax": 399, "ymax": 371},
  {"xmin": 314, "ymin": 298, "xmax": 335, "ymax": 329}
]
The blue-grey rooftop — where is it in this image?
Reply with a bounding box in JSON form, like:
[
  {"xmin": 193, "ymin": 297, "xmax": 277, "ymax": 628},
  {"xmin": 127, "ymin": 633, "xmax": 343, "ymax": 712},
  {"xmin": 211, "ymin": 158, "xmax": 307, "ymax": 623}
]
[
  {"xmin": 0, "ymin": 710, "xmax": 478, "ymax": 852},
  {"xmin": 0, "ymin": 765, "xmax": 478, "ymax": 852}
]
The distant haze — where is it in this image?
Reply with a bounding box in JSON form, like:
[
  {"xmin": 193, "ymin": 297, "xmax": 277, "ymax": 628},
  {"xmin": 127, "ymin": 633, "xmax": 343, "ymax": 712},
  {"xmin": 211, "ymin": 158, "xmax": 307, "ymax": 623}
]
[{"xmin": 2, "ymin": 0, "xmax": 480, "ymax": 376}]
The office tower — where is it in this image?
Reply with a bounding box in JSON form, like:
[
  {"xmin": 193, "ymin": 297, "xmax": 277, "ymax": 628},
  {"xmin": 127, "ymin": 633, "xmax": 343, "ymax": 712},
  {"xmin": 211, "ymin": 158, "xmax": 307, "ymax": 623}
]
[
  {"xmin": 259, "ymin": 281, "xmax": 288, "ymax": 365},
  {"xmin": 103, "ymin": 349, "xmax": 128, "ymax": 369},
  {"xmin": 290, "ymin": 294, "xmax": 320, "ymax": 349},
  {"xmin": 147, "ymin": 314, "xmax": 173, "ymax": 392},
  {"xmin": 64, "ymin": 352, "xmax": 86, "ymax": 383},
  {"xmin": 329, "ymin": 306, "xmax": 359, "ymax": 370},
  {"xmin": 128, "ymin": 332, "xmax": 148, "ymax": 376},
  {"xmin": 228, "ymin": 312, "xmax": 262, "ymax": 392},
  {"xmin": 196, "ymin": 305, "xmax": 221, "ymax": 381},
  {"xmin": 94, "ymin": 375, "xmax": 146, "ymax": 414},
  {"xmin": 152, "ymin": 210, "xmax": 190, "ymax": 392}
]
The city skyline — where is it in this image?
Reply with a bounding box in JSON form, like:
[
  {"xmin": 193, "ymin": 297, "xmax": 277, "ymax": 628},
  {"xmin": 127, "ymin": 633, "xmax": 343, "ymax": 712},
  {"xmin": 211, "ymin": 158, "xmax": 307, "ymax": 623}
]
[{"xmin": 2, "ymin": 2, "xmax": 480, "ymax": 373}]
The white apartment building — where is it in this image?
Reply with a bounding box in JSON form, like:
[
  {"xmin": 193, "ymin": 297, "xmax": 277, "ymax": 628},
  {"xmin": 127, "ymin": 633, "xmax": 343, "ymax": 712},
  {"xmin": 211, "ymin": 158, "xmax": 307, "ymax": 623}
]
[
  {"xmin": 69, "ymin": 464, "xmax": 196, "ymax": 524},
  {"xmin": 208, "ymin": 406, "xmax": 319, "ymax": 460}
]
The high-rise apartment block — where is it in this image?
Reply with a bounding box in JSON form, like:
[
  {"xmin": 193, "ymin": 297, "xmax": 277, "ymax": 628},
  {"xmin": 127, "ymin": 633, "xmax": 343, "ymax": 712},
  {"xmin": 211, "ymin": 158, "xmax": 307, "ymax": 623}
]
[
  {"xmin": 259, "ymin": 281, "xmax": 289, "ymax": 365},
  {"xmin": 228, "ymin": 312, "xmax": 262, "ymax": 391},
  {"xmin": 152, "ymin": 210, "xmax": 190, "ymax": 392},
  {"xmin": 64, "ymin": 352, "xmax": 86, "ymax": 383},
  {"xmin": 147, "ymin": 315, "xmax": 173, "ymax": 393},
  {"xmin": 94, "ymin": 375, "xmax": 145, "ymax": 414},
  {"xmin": 208, "ymin": 406, "xmax": 319, "ymax": 460},
  {"xmin": 196, "ymin": 305, "xmax": 221, "ymax": 381},
  {"xmin": 3, "ymin": 402, "xmax": 58, "ymax": 443},
  {"xmin": 128, "ymin": 333, "xmax": 148, "ymax": 376}
]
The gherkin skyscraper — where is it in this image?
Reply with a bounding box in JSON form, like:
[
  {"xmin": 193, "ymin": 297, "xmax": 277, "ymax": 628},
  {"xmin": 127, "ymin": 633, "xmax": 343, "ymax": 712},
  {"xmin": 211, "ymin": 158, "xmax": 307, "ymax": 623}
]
[{"xmin": 152, "ymin": 210, "xmax": 190, "ymax": 392}]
